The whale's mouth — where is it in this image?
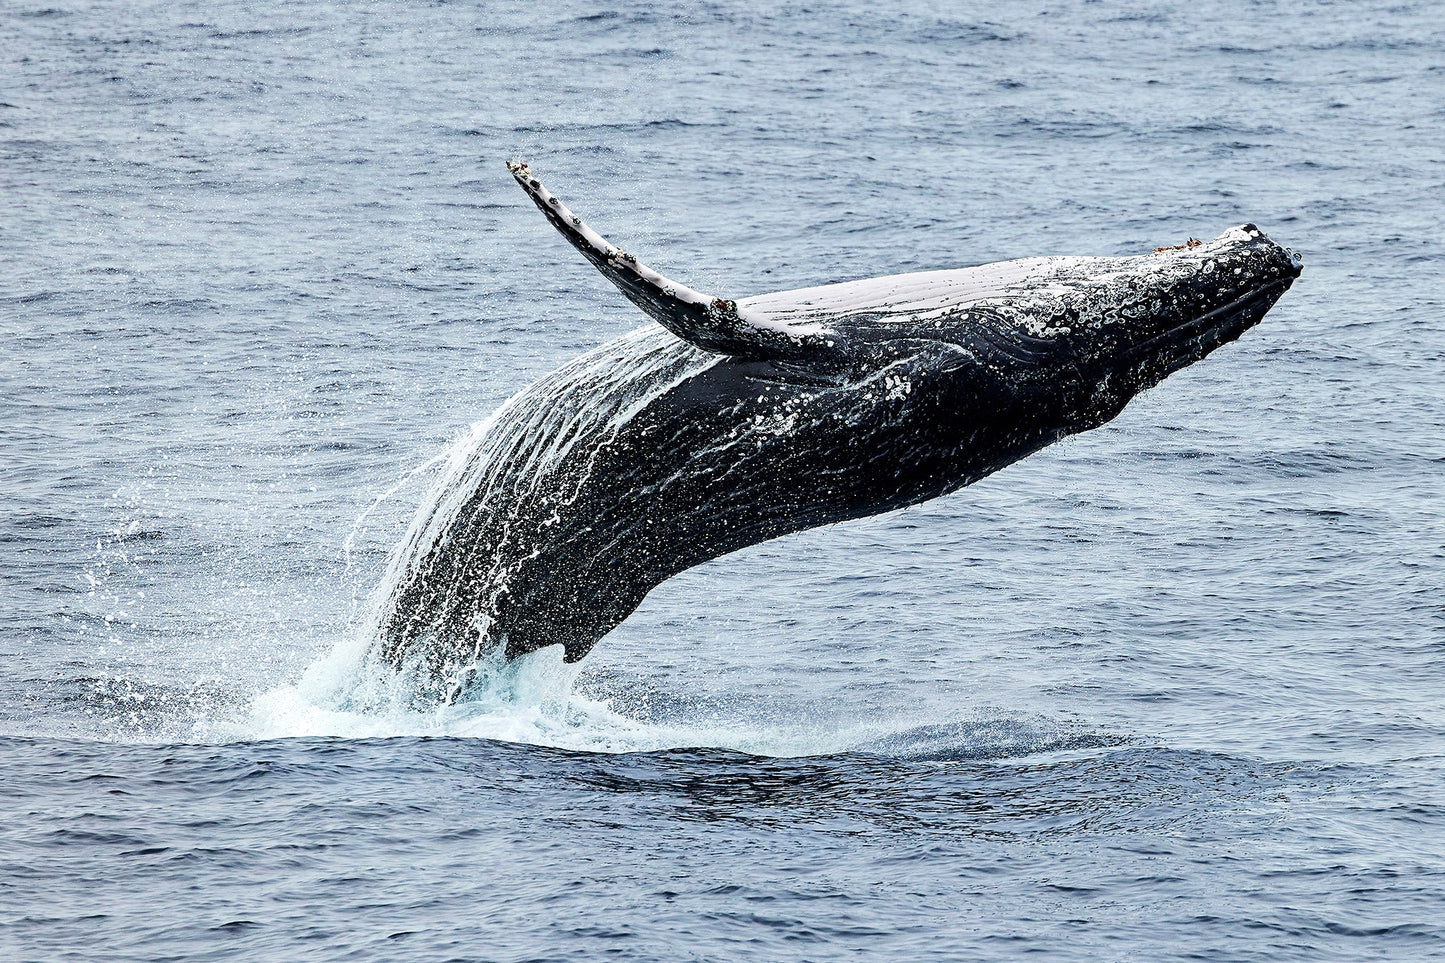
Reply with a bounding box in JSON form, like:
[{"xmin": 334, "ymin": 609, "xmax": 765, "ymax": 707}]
[{"xmin": 1113, "ymin": 275, "xmax": 1295, "ymax": 393}]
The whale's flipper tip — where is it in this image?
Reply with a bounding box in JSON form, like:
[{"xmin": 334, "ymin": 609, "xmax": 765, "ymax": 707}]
[{"xmin": 507, "ymin": 162, "xmax": 829, "ymax": 363}]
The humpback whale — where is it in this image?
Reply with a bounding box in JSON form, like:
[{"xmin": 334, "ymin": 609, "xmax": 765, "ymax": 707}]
[{"xmin": 373, "ymin": 162, "xmax": 1301, "ymax": 695}]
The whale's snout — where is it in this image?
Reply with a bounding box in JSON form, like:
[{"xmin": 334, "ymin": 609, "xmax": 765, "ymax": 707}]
[
  {"xmin": 1211, "ymin": 224, "xmax": 1302, "ymax": 282},
  {"xmin": 1148, "ymin": 224, "xmax": 1301, "ymax": 333},
  {"xmin": 1062, "ymin": 223, "xmax": 1301, "ymax": 424}
]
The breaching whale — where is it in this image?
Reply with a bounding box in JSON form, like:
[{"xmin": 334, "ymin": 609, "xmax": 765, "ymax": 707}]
[{"xmin": 373, "ymin": 162, "xmax": 1301, "ymax": 695}]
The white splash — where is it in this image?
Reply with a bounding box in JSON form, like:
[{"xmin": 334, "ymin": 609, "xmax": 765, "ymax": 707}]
[{"xmin": 225, "ymin": 627, "xmax": 912, "ymax": 756}]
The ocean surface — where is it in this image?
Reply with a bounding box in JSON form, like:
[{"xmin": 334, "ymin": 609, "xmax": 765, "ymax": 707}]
[{"xmin": 3, "ymin": 0, "xmax": 1443, "ymax": 959}]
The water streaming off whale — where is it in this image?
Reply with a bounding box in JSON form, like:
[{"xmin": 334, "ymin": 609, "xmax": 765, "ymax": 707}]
[{"xmin": 370, "ymin": 327, "xmax": 719, "ymax": 700}]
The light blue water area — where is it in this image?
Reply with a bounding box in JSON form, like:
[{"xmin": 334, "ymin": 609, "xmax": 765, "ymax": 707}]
[{"xmin": 2, "ymin": 0, "xmax": 1443, "ymax": 959}]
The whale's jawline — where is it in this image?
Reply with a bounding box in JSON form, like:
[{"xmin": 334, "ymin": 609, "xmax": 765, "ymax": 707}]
[{"xmin": 1103, "ymin": 271, "xmax": 1300, "ymax": 393}]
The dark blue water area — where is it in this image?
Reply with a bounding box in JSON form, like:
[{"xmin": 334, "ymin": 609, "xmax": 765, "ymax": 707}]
[
  {"xmin": 3, "ymin": 0, "xmax": 1444, "ymax": 959},
  {"xmin": 5, "ymin": 736, "xmax": 1435, "ymax": 962}
]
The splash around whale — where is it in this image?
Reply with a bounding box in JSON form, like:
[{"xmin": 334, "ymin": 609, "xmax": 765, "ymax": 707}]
[{"xmin": 368, "ymin": 161, "xmax": 1301, "ymax": 700}]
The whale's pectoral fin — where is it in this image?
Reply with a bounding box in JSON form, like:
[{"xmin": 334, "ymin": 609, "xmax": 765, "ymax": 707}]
[{"xmin": 508, "ymin": 161, "xmax": 841, "ymax": 363}]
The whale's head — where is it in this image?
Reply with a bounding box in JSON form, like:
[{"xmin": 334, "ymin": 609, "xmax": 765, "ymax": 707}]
[
  {"xmin": 933, "ymin": 225, "xmax": 1302, "ymax": 437},
  {"xmin": 1062, "ymin": 225, "xmax": 1300, "ymax": 426}
]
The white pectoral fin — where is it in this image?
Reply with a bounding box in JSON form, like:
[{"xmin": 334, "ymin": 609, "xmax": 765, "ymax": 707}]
[{"xmin": 507, "ymin": 161, "xmax": 840, "ymax": 363}]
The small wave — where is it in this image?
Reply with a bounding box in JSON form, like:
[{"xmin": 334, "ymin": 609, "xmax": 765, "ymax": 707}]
[
  {"xmin": 854, "ymin": 717, "xmax": 1125, "ymax": 761},
  {"xmin": 0, "ymin": 290, "xmax": 65, "ymax": 306},
  {"xmin": 510, "ymin": 118, "xmax": 722, "ymax": 134},
  {"xmin": 208, "ymin": 27, "xmax": 312, "ymax": 40}
]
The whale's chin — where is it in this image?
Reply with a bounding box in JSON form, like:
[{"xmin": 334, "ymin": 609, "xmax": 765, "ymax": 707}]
[{"xmin": 1116, "ymin": 275, "xmax": 1296, "ymax": 397}]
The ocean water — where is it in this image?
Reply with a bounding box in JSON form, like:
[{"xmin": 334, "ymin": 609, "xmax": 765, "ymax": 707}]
[{"xmin": 3, "ymin": 0, "xmax": 1443, "ymax": 959}]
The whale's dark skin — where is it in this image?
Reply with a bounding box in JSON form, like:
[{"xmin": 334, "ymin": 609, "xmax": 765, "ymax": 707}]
[{"xmin": 374, "ymin": 163, "xmax": 1301, "ymax": 693}]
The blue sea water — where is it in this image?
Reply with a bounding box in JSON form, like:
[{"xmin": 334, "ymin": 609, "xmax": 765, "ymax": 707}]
[{"xmin": 3, "ymin": 0, "xmax": 1443, "ymax": 958}]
